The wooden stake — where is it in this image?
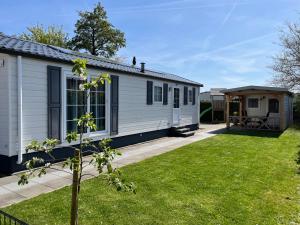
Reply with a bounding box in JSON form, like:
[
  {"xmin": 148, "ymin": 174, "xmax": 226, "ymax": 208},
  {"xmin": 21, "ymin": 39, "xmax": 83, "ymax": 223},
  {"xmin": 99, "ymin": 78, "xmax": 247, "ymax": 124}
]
[{"xmin": 226, "ymin": 95, "xmax": 230, "ymax": 129}]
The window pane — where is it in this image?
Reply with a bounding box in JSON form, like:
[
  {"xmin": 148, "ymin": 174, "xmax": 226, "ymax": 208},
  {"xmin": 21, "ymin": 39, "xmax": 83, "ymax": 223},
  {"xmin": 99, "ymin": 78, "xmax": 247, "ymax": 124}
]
[
  {"xmin": 90, "ymin": 105, "xmax": 97, "ymax": 118},
  {"xmin": 269, "ymin": 99, "xmax": 279, "ymax": 113},
  {"xmin": 67, "ymin": 106, "xmax": 77, "ymax": 121},
  {"xmin": 67, "ymin": 121, "xmax": 77, "ymax": 133},
  {"xmin": 77, "ymin": 91, "xmax": 86, "ymax": 105},
  {"xmin": 96, "ymin": 119, "xmax": 105, "ymax": 131},
  {"xmin": 67, "ymin": 79, "xmax": 76, "ymax": 90},
  {"xmin": 154, "ymin": 86, "xmax": 162, "ymax": 102},
  {"xmin": 98, "ymin": 92, "xmax": 105, "ymax": 105},
  {"xmin": 248, "ymin": 98, "xmax": 258, "ymax": 108},
  {"xmin": 189, "ymin": 90, "xmax": 192, "ymax": 102},
  {"xmin": 67, "ymin": 91, "xmax": 76, "ymax": 105},
  {"xmin": 90, "ymin": 92, "xmax": 96, "ymax": 105},
  {"xmin": 77, "ymin": 106, "xmax": 86, "ymax": 118},
  {"xmin": 97, "ymin": 105, "xmax": 105, "ymax": 118},
  {"xmin": 174, "ymin": 88, "xmax": 180, "ymax": 108},
  {"xmin": 97, "ymin": 84, "xmax": 105, "ymax": 92}
]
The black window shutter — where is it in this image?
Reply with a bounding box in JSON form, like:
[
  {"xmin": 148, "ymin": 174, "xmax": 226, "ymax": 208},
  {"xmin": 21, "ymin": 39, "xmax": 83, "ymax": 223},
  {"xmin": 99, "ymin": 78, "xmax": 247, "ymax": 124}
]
[
  {"xmin": 163, "ymin": 83, "xmax": 168, "ymax": 105},
  {"xmin": 110, "ymin": 75, "xmax": 119, "ymax": 135},
  {"xmin": 192, "ymin": 87, "xmax": 196, "ymax": 105},
  {"xmin": 47, "ymin": 66, "xmax": 61, "ymax": 140},
  {"xmin": 146, "ymin": 81, "xmax": 153, "ymax": 105},
  {"xmin": 184, "ymin": 86, "xmax": 188, "ymax": 105}
]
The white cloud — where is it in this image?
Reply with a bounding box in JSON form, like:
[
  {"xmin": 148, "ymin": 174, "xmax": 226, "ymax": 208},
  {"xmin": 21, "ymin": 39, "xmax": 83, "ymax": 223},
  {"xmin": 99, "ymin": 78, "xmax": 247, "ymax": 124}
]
[{"xmin": 221, "ymin": 0, "xmax": 239, "ymax": 26}]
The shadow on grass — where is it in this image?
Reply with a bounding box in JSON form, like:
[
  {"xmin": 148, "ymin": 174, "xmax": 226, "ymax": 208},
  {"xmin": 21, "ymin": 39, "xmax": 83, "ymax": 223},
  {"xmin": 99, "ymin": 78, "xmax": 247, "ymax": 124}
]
[
  {"xmin": 291, "ymin": 122, "xmax": 300, "ymax": 130},
  {"xmin": 213, "ymin": 129, "xmax": 283, "ymax": 138}
]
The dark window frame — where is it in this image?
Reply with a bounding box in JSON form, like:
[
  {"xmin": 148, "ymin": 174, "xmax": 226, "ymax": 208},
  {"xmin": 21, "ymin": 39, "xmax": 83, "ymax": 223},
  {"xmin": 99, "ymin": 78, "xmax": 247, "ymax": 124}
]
[{"xmin": 248, "ymin": 98, "xmax": 259, "ymax": 108}]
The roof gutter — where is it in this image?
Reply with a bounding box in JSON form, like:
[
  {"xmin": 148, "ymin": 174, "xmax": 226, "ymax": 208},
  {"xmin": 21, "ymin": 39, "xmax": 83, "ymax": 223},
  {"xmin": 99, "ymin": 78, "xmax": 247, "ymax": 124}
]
[{"xmin": 17, "ymin": 56, "xmax": 23, "ymax": 164}]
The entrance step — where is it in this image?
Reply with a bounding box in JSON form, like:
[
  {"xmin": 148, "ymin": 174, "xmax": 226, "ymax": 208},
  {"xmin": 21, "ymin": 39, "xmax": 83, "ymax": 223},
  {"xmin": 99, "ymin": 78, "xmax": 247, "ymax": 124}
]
[{"xmin": 170, "ymin": 126, "xmax": 195, "ymax": 138}]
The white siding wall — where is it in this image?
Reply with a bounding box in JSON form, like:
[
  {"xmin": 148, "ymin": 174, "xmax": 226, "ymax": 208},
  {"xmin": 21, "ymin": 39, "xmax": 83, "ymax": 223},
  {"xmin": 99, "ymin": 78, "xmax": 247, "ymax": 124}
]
[
  {"xmin": 246, "ymin": 95, "xmax": 267, "ymax": 117},
  {"xmin": 117, "ymin": 76, "xmax": 199, "ymax": 136},
  {"xmin": 0, "ymin": 54, "xmax": 10, "ymax": 156},
  {"xmin": 8, "ymin": 57, "xmax": 200, "ymax": 156}
]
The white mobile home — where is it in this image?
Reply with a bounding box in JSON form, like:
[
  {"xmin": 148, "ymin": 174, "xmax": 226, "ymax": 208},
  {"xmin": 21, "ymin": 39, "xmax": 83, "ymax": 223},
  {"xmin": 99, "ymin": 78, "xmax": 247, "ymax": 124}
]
[{"xmin": 0, "ymin": 35, "xmax": 202, "ymax": 174}]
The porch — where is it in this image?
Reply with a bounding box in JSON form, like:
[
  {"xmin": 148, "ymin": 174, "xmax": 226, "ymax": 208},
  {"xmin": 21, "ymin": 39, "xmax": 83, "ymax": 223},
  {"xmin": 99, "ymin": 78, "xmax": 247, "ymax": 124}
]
[{"xmin": 222, "ymin": 86, "xmax": 293, "ymax": 131}]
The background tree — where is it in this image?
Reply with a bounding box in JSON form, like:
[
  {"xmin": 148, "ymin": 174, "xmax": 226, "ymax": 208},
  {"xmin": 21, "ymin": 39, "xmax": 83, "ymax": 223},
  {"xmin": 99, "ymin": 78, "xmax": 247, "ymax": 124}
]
[
  {"xmin": 272, "ymin": 22, "xmax": 300, "ymax": 90},
  {"xmin": 18, "ymin": 59, "xmax": 135, "ymax": 225},
  {"xmin": 70, "ymin": 2, "xmax": 126, "ymax": 58},
  {"xmin": 0, "ymin": 32, "xmax": 4, "ymax": 36},
  {"xmin": 20, "ymin": 24, "xmax": 69, "ymax": 48}
]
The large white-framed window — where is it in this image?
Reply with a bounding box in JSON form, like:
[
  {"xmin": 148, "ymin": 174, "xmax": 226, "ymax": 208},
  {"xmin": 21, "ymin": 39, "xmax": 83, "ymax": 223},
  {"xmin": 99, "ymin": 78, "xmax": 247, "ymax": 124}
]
[
  {"xmin": 63, "ymin": 72, "xmax": 108, "ymax": 138},
  {"xmin": 154, "ymin": 85, "xmax": 163, "ymax": 102}
]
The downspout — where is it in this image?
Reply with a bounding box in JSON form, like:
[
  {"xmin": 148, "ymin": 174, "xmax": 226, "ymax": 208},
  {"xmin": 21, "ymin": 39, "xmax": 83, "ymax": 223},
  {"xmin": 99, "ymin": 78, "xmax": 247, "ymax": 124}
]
[{"xmin": 17, "ymin": 56, "xmax": 23, "ymax": 164}]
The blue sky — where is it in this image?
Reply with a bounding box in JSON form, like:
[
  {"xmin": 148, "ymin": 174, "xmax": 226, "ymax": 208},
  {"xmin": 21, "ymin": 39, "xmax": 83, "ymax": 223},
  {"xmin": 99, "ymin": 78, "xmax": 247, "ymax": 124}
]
[{"xmin": 1, "ymin": 0, "xmax": 300, "ymax": 91}]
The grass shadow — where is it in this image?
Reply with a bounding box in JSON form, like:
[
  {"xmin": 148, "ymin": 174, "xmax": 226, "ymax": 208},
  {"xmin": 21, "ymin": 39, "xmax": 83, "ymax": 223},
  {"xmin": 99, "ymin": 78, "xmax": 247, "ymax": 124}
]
[{"xmin": 220, "ymin": 129, "xmax": 282, "ymax": 138}]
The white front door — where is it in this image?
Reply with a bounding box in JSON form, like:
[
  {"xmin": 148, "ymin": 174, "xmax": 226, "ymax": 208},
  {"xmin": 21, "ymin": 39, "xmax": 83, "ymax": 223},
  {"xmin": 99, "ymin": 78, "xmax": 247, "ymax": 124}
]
[{"xmin": 173, "ymin": 88, "xmax": 180, "ymax": 125}]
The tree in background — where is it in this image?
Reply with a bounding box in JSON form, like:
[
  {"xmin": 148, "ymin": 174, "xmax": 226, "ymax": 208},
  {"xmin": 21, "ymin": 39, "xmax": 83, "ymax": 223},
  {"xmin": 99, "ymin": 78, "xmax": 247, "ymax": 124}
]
[
  {"xmin": 20, "ymin": 24, "xmax": 69, "ymax": 48},
  {"xmin": 272, "ymin": 22, "xmax": 300, "ymax": 91},
  {"xmin": 0, "ymin": 32, "xmax": 4, "ymax": 35},
  {"xmin": 18, "ymin": 59, "xmax": 135, "ymax": 225},
  {"xmin": 69, "ymin": 2, "xmax": 126, "ymax": 58}
]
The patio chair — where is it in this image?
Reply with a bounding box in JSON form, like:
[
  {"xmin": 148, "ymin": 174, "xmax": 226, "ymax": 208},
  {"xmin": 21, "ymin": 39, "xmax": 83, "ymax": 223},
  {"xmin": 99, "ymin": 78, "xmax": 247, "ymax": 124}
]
[
  {"xmin": 241, "ymin": 110, "xmax": 250, "ymax": 127},
  {"xmin": 258, "ymin": 112, "xmax": 270, "ymax": 129}
]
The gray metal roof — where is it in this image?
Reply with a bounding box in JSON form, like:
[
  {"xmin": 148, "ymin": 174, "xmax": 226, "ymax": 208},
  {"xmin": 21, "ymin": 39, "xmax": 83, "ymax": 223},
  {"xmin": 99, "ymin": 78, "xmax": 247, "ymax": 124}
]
[
  {"xmin": 210, "ymin": 88, "xmax": 226, "ymax": 96},
  {"xmin": 0, "ymin": 34, "xmax": 202, "ymax": 86},
  {"xmin": 221, "ymin": 86, "xmax": 292, "ymax": 94}
]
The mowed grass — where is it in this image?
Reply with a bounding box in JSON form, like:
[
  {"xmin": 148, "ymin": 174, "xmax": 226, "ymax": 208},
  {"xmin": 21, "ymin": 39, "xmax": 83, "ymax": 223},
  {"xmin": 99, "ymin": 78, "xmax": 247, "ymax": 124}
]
[{"xmin": 3, "ymin": 127, "xmax": 300, "ymax": 225}]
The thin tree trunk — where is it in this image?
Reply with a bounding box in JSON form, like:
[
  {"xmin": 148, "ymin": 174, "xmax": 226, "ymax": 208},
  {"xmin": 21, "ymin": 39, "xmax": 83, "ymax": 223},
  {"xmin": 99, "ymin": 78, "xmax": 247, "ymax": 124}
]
[{"xmin": 70, "ymin": 149, "xmax": 80, "ymax": 225}]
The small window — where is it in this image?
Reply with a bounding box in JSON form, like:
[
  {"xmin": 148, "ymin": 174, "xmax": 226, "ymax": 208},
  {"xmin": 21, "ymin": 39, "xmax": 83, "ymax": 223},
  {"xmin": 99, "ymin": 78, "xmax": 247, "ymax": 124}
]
[
  {"xmin": 269, "ymin": 98, "xmax": 279, "ymax": 113},
  {"xmin": 154, "ymin": 86, "xmax": 162, "ymax": 102},
  {"xmin": 188, "ymin": 90, "xmax": 193, "ymax": 102},
  {"xmin": 248, "ymin": 98, "xmax": 259, "ymax": 108}
]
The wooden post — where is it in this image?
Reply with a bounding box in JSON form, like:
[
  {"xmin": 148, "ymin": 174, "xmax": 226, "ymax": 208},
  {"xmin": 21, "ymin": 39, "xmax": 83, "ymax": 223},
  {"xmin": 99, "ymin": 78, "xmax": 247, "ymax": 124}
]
[
  {"xmin": 226, "ymin": 95, "xmax": 230, "ymax": 129},
  {"xmin": 70, "ymin": 149, "xmax": 80, "ymax": 225},
  {"xmin": 211, "ymin": 95, "xmax": 214, "ymax": 122},
  {"xmin": 239, "ymin": 96, "xmax": 243, "ymax": 125},
  {"xmin": 279, "ymin": 94, "xmax": 286, "ymax": 131}
]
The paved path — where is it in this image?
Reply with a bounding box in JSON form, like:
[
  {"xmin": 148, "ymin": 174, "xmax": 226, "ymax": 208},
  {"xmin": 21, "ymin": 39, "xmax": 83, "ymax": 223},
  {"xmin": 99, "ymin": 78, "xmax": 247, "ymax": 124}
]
[{"xmin": 0, "ymin": 124, "xmax": 225, "ymax": 208}]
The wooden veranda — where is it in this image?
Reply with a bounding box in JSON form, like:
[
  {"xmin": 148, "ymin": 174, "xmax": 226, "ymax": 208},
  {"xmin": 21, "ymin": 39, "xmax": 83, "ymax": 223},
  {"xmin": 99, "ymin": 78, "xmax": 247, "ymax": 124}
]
[{"xmin": 222, "ymin": 86, "xmax": 293, "ymax": 131}]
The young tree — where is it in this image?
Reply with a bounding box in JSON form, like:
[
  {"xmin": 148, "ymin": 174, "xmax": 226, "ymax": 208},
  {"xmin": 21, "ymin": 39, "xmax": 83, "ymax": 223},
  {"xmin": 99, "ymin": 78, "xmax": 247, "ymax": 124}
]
[
  {"xmin": 272, "ymin": 22, "xmax": 300, "ymax": 90},
  {"xmin": 70, "ymin": 2, "xmax": 126, "ymax": 58},
  {"xmin": 18, "ymin": 59, "xmax": 135, "ymax": 225},
  {"xmin": 20, "ymin": 24, "xmax": 69, "ymax": 48}
]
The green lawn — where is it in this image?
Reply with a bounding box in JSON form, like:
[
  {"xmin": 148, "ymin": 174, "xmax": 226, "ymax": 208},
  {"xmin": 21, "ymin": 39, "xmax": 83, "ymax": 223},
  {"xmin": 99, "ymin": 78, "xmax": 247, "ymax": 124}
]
[{"xmin": 3, "ymin": 127, "xmax": 300, "ymax": 225}]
